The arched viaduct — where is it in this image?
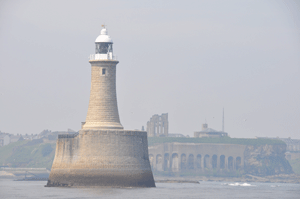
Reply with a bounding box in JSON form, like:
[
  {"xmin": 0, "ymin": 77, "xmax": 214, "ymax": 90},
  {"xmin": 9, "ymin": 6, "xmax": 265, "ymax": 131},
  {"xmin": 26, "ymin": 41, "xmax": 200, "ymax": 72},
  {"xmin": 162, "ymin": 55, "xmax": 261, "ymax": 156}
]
[{"xmin": 148, "ymin": 143, "xmax": 246, "ymax": 173}]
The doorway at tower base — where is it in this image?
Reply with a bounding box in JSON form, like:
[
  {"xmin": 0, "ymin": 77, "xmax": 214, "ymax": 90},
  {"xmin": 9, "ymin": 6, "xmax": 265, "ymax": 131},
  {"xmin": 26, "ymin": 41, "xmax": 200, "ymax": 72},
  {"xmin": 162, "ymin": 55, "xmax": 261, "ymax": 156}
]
[{"xmin": 46, "ymin": 130, "xmax": 155, "ymax": 187}]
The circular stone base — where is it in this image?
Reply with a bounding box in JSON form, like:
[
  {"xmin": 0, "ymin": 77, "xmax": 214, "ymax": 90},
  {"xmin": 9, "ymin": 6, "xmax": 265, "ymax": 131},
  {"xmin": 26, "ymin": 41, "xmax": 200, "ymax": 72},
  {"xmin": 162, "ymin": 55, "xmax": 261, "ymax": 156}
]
[{"xmin": 47, "ymin": 130, "xmax": 155, "ymax": 187}]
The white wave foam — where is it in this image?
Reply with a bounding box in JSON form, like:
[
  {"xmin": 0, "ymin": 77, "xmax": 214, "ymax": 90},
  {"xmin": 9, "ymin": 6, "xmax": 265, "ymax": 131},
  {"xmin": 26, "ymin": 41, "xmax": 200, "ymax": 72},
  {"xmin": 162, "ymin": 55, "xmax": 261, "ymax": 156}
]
[
  {"xmin": 270, "ymin": 185, "xmax": 280, "ymax": 187},
  {"xmin": 227, "ymin": 182, "xmax": 255, "ymax": 186}
]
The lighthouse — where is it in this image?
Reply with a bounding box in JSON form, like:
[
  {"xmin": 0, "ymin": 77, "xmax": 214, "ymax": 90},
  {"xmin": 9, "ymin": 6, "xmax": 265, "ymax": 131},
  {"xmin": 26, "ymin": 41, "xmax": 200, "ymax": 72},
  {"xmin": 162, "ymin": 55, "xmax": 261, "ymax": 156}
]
[
  {"xmin": 46, "ymin": 27, "xmax": 155, "ymax": 187},
  {"xmin": 83, "ymin": 27, "xmax": 123, "ymax": 130}
]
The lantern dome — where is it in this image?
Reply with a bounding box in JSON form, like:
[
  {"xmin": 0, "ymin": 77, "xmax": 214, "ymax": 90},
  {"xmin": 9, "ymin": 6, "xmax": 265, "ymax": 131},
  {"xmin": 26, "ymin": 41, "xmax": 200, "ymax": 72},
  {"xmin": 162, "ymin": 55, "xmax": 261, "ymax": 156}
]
[{"xmin": 95, "ymin": 27, "xmax": 113, "ymax": 43}]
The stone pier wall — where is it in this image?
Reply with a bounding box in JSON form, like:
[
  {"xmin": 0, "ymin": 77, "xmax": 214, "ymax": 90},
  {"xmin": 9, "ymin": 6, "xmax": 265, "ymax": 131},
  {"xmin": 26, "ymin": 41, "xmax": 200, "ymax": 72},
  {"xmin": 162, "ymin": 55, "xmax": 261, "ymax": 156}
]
[
  {"xmin": 47, "ymin": 130, "xmax": 155, "ymax": 187},
  {"xmin": 149, "ymin": 143, "xmax": 246, "ymax": 173}
]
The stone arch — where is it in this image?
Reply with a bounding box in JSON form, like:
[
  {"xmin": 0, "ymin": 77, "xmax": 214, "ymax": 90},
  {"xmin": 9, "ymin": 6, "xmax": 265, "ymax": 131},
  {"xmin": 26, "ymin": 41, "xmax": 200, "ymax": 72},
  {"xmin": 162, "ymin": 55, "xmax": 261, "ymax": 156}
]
[
  {"xmin": 171, "ymin": 153, "xmax": 179, "ymax": 172},
  {"xmin": 156, "ymin": 154, "xmax": 163, "ymax": 171},
  {"xmin": 204, "ymin": 154, "xmax": 210, "ymax": 168},
  {"xmin": 181, "ymin": 154, "xmax": 187, "ymax": 171},
  {"xmin": 212, "ymin": 154, "xmax": 217, "ymax": 169},
  {"xmin": 188, "ymin": 154, "xmax": 194, "ymax": 170},
  {"xmin": 236, "ymin": 156, "xmax": 241, "ymax": 170},
  {"xmin": 228, "ymin": 156, "xmax": 234, "ymax": 170},
  {"xmin": 220, "ymin": 155, "xmax": 225, "ymax": 169},
  {"xmin": 164, "ymin": 153, "xmax": 170, "ymax": 171},
  {"xmin": 149, "ymin": 154, "xmax": 154, "ymax": 169},
  {"xmin": 196, "ymin": 154, "xmax": 202, "ymax": 169}
]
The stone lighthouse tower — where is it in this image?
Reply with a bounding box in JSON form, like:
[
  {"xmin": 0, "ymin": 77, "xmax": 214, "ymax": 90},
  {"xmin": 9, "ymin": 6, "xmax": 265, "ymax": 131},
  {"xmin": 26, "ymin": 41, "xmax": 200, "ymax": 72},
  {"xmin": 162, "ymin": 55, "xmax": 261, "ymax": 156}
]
[
  {"xmin": 82, "ymin": 27, "xmax": 123, "ymax": 130},
  {"xmin": 82, "ymin": 28, "xmax": 123, "ymax": 129},
  {"xmin": 47, "ymin": 27, "xmax": 155, "ymax": 187}
]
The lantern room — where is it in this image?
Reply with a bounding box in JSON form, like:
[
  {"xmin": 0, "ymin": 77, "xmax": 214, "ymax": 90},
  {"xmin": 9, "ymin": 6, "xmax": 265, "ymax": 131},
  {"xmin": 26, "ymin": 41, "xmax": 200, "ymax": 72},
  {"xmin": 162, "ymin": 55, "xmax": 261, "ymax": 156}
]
[{"xmin": 90, "ymin": 26, "xmax": 116, "ymax": 60}]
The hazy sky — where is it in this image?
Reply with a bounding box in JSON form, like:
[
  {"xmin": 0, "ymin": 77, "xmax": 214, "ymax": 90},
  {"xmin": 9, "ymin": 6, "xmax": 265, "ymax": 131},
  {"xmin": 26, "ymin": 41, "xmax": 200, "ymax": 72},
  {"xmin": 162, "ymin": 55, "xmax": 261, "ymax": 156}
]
[{"xmin": 0, "ymin": 0, "xmax": 299, "ymax": 139}]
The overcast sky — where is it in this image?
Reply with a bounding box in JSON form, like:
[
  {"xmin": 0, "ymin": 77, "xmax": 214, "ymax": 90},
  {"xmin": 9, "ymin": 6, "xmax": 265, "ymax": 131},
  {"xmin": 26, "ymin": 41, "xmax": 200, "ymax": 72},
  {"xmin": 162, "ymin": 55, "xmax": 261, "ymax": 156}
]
[{"xmin": 0, "ymin": 0, "xmax": 299, "ymax": 139}]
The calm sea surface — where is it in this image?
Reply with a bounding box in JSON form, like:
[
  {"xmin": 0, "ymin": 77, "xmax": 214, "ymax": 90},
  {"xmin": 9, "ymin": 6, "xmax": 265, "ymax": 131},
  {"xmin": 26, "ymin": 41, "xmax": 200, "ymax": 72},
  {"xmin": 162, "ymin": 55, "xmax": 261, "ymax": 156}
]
[{"xmin": 0, "ymin": 179, "xmax": 299, "ymax": 199}]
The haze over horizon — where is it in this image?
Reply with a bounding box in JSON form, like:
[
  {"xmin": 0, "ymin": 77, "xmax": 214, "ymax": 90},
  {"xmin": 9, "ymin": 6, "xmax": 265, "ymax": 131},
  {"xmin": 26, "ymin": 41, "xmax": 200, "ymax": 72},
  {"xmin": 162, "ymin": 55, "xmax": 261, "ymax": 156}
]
[{"xmin": 0, "ymin": 0, "xmax": 299, "ymax": 139}]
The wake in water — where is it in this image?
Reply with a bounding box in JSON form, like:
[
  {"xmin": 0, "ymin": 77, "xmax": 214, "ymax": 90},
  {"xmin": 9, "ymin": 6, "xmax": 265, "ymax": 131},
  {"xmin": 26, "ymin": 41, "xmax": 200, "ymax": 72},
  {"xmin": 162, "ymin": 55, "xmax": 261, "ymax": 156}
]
[{"xmin": 222, "ymin": 182, "xmax": 256, "ymax": 186}]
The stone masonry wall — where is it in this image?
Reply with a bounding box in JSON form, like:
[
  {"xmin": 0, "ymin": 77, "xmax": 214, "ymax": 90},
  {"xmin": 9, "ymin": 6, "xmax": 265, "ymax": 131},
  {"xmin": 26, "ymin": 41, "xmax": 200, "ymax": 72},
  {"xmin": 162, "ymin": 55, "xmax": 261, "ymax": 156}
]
[
  {"xmin": 149, "ymin": 143, "xmax": 246, "ymax": 174},
  {"xmin": 47, "ymin": 130, "xmax": 155, "ymax": 187},
  {"xmin": 149, "ymin": 143, "xmax": 293, "ymax": 176},
  {"xmin": 83, "ymin": 60, "xmax": 123, "ymax": 130}
]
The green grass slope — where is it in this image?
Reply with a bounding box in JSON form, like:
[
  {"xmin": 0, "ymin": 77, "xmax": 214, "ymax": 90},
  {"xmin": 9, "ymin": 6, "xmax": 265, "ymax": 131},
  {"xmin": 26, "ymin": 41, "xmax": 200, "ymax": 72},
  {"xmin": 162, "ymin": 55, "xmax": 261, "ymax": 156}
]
[
  {"xmin": 0, "ymin": 139, "xmax": 55, "ymax": 169},
  {"xmin": 289, "ymin": 158, "xmax": 300, "ymax": 174}
]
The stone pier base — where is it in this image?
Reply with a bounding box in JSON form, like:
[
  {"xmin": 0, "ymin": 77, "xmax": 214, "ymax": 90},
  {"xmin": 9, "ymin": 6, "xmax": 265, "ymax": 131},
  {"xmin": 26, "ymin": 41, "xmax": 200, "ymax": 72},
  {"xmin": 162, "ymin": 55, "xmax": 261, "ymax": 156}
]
[{"xmin": 46, "ymin": 130, "xmax": 155, "ymax": 187}]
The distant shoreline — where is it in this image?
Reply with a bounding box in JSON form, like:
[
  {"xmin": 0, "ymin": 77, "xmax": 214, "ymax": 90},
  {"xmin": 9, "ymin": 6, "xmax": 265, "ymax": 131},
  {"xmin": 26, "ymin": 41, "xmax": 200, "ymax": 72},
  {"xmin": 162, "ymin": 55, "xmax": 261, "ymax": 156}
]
[
  {"xmin": 1, "ymin": 171, "xmax": 299, "ymax": 184},
  {"xmin": 154, "ymin": 174, "xmax": 300, "ymax": 184}
]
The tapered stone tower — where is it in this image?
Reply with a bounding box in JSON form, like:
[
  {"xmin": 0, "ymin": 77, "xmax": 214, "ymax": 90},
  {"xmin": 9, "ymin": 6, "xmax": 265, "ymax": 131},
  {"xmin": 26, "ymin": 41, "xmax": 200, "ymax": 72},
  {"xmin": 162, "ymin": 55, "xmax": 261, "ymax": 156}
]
[
  {"xmin": 82, "ymin": 27, "xmax": 123, "ymax": 130},
  {"xmin": 46, "ymin": 27, "xmax": 155, "ymax": 187}
]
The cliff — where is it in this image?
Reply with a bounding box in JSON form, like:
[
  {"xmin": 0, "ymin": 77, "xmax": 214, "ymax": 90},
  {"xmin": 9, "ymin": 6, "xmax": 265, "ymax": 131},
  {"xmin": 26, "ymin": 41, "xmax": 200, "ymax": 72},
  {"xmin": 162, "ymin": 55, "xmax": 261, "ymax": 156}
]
[{"xmin": 244, "ymin": 144, "xmax": 293, "ymax": 176}]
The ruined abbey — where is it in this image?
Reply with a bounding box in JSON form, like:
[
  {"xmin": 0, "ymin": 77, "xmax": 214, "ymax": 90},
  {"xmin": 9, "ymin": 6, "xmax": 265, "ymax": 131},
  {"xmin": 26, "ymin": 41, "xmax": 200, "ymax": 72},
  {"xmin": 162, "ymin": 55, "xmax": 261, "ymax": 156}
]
[{"xmin": 147, "ymin": 113, "xmax": 169, "ymax": 137}]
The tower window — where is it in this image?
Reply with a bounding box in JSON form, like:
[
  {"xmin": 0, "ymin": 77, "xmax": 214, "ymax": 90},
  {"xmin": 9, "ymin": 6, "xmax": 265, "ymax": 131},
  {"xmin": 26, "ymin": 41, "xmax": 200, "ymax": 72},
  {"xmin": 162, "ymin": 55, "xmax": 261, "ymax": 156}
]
[{"xmin": 102, "ymin": 68, "xmax": 106, "ymax": 75}]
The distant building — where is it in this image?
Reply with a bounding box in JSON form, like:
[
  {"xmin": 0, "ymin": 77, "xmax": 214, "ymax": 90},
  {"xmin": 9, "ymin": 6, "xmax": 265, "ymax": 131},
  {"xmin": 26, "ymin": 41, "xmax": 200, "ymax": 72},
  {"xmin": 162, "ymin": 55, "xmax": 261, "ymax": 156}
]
[
  {"xmin": 194, "ymin": 123, "xmax": 228, "ymax": 138},
  {"xmin": 168, "ymin": 133, "xmax": 185, "ymax": 138},
  {"xmin": 0, "ymin": 134, "xmax": 10, "ymax": 146},
  {"xmin": 23, "ymin": 133, "xmax": 38, "ymax": 140},
  {"xmin": 147, "ymin": 113, "xmax": 169, "ymax": 137},
  {"xmin": 0, "ymin": 129, "xmax": 79, "ymax": 146},
  {"xmin": 148, "ymin": 141, "xmax": 246, "ymax": 175},
  {"xmin": 256, "ymin": 137, "xmax": 300, "ymax": 152},
  {"xmin": 10, "ymin": 134, "xmax": 24, "ymax": 143},
  {"xmin": 38, "ymin": 129, "xmax": 52, "ymax": 139},
  {"xmin": 38, "ymin": 129, "xmax": 78, "ymax": 140},
  {"xmin": 279, "ymin": 138, "xmax": 300, "ymax": 152}
]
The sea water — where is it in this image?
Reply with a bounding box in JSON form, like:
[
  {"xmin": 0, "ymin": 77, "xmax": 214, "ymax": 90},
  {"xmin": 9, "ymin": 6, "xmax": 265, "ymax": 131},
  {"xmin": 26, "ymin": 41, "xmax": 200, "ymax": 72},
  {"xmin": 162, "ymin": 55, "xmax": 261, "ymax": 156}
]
[{"xmin": 0, "ymin": 179, "xmax": 299, "ymax": 199}]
